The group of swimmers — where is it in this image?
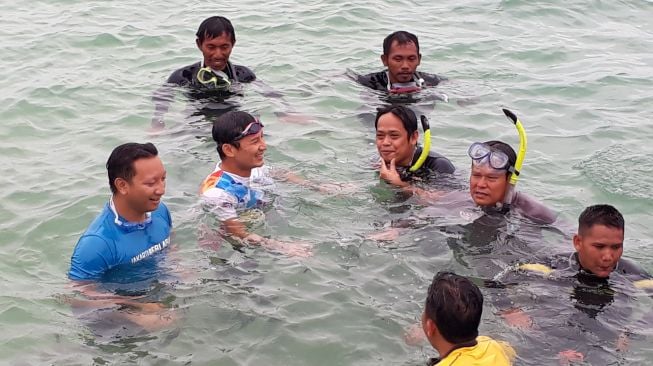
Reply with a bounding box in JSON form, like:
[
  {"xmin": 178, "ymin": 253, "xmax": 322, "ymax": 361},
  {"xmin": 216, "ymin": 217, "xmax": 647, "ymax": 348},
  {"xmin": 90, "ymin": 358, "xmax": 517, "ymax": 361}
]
[{"xmin": 66, "ymin": 15, "xmax": 652, "ymax": 365}]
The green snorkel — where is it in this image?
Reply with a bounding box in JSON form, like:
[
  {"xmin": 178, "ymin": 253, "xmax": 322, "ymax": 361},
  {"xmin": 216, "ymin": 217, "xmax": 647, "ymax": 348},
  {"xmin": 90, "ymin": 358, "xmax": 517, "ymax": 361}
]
[
  {"xmin": 409, "ymin": 115, "xmax": 431, "ymax": 172},
  {"xmin": 501, "ymin": 108, "xmax": 527, "ymax": 211}
]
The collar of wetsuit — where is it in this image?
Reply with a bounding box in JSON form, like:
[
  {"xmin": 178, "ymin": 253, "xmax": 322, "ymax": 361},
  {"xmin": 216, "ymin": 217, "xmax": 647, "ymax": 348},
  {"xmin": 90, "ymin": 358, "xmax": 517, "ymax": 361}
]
[{"xmin": 572, "ymin": 252, "xmax": 614, "ymax": 282}]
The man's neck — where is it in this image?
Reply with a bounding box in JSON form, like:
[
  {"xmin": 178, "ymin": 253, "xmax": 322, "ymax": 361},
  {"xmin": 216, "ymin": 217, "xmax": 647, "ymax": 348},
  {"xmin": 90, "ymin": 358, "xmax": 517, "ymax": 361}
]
[
  {"xmin": 432, "ymin": 337, "xmax": 477, "ymax": 361},
  {"xmin": 433, "ymin": 338, "xmax": 457, "ymax": 361},
  {"xmin": 219, "ymin": 160, "xmax": 251, "ymax": 178},
  {"xmin": 112, "ymin": 196, "xmax": 147, "ymax": 223}
]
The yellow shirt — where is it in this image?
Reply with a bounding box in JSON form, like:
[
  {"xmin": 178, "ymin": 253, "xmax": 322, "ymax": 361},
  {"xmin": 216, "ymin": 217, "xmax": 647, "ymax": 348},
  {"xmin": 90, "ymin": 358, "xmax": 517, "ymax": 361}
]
[{"xmin": 436, "ymin": 336, "xmax": 516, "ymax": 366}]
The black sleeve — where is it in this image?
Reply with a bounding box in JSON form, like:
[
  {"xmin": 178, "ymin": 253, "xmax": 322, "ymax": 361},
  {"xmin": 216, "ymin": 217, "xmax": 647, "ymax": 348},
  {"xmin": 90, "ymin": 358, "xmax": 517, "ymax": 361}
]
[
  {"xmin": 424, "ymin": 153, "xmax": 456, "ymax": 174},
  {"xmin": 618, "ymin": 258, "xmax": 652, "ymax": 279},
  {"xmin": 165, "ymin": 64, "xmax": 197, "ymax": 87},
  {"xmin": 356, "ymin": 71, "xmax": 387, "ymax": 92},
  {"xmin": 512, "ymin": 192, "xmax": 557, "ymax": 225},
  {"xmin": 234, "ymin": 65, "xmax": 256, "ymax": 83},
  {"xmin": 419, "ymin": 72, "xmax": 446, "ymax": 87},
  {"xmin": 151, "ymin": 63, "xmax": 198, "ymax": 126}
]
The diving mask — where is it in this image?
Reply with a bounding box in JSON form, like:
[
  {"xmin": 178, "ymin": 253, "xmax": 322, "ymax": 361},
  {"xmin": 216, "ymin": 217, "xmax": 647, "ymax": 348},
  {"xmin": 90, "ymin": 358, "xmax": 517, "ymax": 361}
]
[
  {"xmin": 197, "ymin": 67, "xmax": 232, "ymax": 90},
  {"xmin": 468, "ymin": 142, "xmax": 511, "ymax": 170}
]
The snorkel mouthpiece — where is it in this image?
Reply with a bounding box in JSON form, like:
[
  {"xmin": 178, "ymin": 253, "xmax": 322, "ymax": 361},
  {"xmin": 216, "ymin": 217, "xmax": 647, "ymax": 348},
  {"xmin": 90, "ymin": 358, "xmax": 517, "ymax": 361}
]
[
  {"xmin": 501, "ymin": 109, "xmax": 528, "ymax": 211},
  {"xmin": 409, "ymin": 115, "xmax": 431, "ymax": 172}
]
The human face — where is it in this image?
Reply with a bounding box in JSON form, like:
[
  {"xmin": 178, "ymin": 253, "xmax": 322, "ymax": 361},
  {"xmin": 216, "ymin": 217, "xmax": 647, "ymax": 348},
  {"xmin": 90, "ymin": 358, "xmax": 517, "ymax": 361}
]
[
  {"xmin": 381, "ymin": 41, "xmax": 421, "ymax": 84},
  {"xmin": 197, "ymin": 33, "xmax": 234, "ymax": 71},
  {"xmin": 124, "ymin": 156, "xmax": 166, "ymax": 214},
  {"xmin": 469, "ymin": 164, "xmax": 509, "ymax": 206},
  {"xmin": 376, "ymin": 113, "xmax": 418, "ymax": 167},
  {"xmin": 232, "ymin": 130, "xmax": 266, "ymax": 172},
  {"xmin": 573, "ymin": 224, "xmax": 624, "ymax": 278}
]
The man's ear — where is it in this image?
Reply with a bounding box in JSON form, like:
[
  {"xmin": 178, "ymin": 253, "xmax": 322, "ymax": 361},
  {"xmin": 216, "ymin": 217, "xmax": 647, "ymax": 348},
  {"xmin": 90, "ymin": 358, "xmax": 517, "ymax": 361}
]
[
  {"xmin": 381, "ymin": 54, "xmax": 388, "ymax": 67},
  {"xmin": 196, "ymin": 38, "xmax": 202, "ymax": 50},
  {"xmin": 222, "ymin": 143, "xmax": 237, "ymax": 158},
  {"xmin": 114, "ymin": 178, "xmax": 129, "ymax": 195},
  {"xmin": 573, "ymin": 234, "xmax": 582, "ymax": 252},
  {"xmin": 424, "ymin": 317, "xmax": 437, "ymax": 338},
  {"xmin": 410, "ymin": 130, "xmax": 419, "ymax": 145}
]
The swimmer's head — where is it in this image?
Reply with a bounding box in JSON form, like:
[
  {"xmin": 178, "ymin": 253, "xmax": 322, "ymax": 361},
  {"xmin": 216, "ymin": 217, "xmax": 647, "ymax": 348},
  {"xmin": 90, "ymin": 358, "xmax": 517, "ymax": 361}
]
[
  {"xmin": 196, "ymin": 16, "xmax": 236, "ymax": 72},
  {"xmin": 381, "ymin": 31, "xmax": 421, "ymax": 84},
  {"xmin": 106, "ymin": 142, "xmax": 166, "ymax": 213},
  {"xmin": 573, "ymin": 204, "xmax": 624, "ymax": 278},
  {"xmin": 422, "ymin": 272, "xmax": 482, "ymax": 347},
  {"xmin": 469, "ymin": 141, "xmax": 517, "ymax": 207},
  {"xmin": 212, "ymin": 111, "xmax": 266, "ymax": 169},
  {"xmin": 375, "ymin": 105, "xmax": 419, "ymax": 167}
]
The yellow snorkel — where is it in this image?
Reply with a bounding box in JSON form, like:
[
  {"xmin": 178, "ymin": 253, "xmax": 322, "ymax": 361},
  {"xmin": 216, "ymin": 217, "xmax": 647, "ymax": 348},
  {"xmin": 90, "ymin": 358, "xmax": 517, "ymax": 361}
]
[
  {"xmin": 409, "ymin": 115, "xmax": 431, "ymax": 172},
  {"xmin": 502, "ymin": 109, "xmax": 527, "ymax": 210}
]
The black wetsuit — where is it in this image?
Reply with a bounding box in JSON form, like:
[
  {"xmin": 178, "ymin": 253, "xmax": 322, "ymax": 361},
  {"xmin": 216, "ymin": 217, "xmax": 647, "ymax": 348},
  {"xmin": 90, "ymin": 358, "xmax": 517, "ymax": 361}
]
[
  {"xmin": 490, "ymin": 252, "xmax": 653, "ymax": 364},
  {"xmin": 166, "ymin": 61, "xmax": 256, "ymax": 88},
  {"xmin": 356, "ymin": 70, "xmax": 444, "ymax": 92},
  {"xmin": 151, "ymin": 61, "xmax": 256, "ymax": 126},
  {"xmin": 396, "ymin": 146, "xmax": 455, "ymax": 182}
]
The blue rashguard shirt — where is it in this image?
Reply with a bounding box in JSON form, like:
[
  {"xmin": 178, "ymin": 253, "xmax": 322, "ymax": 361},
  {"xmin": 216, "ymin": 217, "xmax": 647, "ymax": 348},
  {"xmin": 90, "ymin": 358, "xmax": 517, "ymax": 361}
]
[{"xmin": 68, "ymin": 202, "xmax": 172, "ymax": 283}]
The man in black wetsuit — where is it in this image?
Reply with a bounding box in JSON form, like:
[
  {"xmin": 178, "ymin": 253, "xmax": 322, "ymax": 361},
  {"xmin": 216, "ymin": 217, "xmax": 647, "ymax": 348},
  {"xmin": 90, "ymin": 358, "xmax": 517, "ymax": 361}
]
[
  {"xmin": 495, "ymin": 204, "xmax": 653, "ymax": 365},
  {"xmin": 355, "ymin": 31, "xmax": 445, "ymax": 98},
  {"xmin": 375, "ymin": 105, "xmax": 454, "ymax": 188},
  {"xmin": 151, "ymin": 16, "xmax": 261, "ymax": 129}
]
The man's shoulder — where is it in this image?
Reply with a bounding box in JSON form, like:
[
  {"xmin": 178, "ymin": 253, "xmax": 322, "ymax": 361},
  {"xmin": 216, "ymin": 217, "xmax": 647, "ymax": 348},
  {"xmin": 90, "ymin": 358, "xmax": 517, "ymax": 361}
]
[
  {"xmin": 232, "ymin": 64, "xmax": 256, "ymax": 82},
  {"xmin": 81, "ymin": 204, "xmax": 116, "ymax": 238},
  {"xmin": 200, "ymin": 169, "xmax": 241, "ymax": 198},
  {"xmin": 417, "ymin": 71, "xmax": 445, "ymax": 86},
  {"xmin": 423, "ymin": 151, "xmax": 456, "ymax": 174},
  {"xmin": 166, "ymin": 62, "xmax": 201, "ymax": 85},
  {"xmin": 356, "ymin": 71, "xmax": 388, "ymax": 91},
  {"xmin": 512, "ymin": 191, "xmax": 557, "ymax": 225},
  {"xmin": 617, "ymin": 257, "xmax": 651, "ymax": 279},
  {"xmin": 152, "ymin": 202, "xmax": 172, "ymax": 226}
]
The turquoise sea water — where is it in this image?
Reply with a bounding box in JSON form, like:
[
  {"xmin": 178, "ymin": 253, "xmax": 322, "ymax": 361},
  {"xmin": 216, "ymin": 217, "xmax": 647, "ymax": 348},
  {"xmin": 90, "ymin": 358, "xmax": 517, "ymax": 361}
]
[{"xmin": 1, "ymin": 0, "xmax": 652, "ymax": 364}]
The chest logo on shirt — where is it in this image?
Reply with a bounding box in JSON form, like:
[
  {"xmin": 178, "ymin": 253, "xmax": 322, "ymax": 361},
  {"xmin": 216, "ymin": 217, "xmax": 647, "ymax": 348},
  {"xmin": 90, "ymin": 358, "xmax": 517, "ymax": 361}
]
[{"xmin": 131, "ymin": 237, "xmax": 170, "ymax": 264}]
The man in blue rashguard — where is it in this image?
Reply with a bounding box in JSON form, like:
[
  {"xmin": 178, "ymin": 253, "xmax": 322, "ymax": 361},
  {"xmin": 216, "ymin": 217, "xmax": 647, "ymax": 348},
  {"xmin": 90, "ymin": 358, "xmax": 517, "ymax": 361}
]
[{"xmin": 68, "ymin": 142, "xmax": 175, "ymax": 331}]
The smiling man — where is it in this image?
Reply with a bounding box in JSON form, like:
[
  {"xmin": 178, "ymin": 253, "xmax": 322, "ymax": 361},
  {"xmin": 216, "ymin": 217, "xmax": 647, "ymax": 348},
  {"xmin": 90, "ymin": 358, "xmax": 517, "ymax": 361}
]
[
  {"xmin": 67, "ymin": 143, "xmax": 175, "ymax": 331},
  {"xmin": 376, "ymin": 105, "xmax": 454, "ymax": 188},
  {"xmin": 69, "ymin": 143, "xmax": 171, "ymax": 282},
  {"xmin": 199, "ymin": 111, "xmax": 312, "ymax": 257},
  {"xmin": 151, "ymin": 16, "xmax": 257, "ymax": 128}
]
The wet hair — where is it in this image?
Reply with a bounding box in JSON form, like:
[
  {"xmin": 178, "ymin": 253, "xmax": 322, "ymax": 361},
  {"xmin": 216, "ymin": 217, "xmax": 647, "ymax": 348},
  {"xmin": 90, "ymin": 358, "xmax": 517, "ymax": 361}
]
[
  {"xmin": 383, "ymin": 31, "xmax": 420, "ymax": 55},
  {"xmin": 196, "ymin": 16, "xmax": 236, "ymax": 45},
  {"xmin": 483, "ymin": 140, "xmax": 517, "ymax": 176},
  {"xmin": 107, "ymin": 143, "xmax": 158, "ymax": 194},
  {"xmin": 212, "ymin": 111, "xmax": 257, "ymax": 159},
  {"xmin": 578, "ymin": 204, "xmax": 625, "ymax": 235},
  {"xmin": 424, "ymin": 272, "xmax": 483, "ymax": 344},
  {"xmin": 374, "ymin": 105, "xmax": 418, "ymax": 139}
]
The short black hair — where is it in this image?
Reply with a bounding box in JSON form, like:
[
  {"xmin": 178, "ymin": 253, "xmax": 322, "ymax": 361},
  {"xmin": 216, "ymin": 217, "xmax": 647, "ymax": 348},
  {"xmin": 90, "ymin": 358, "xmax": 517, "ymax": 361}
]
[
  {"xmin": 578, "ymin": 204, "xmax": 625, "ymax": 235},
  {"xmin": 375, "ymin": 105, "xmax": 418, "ymax": 139},
  {"xmin": 424, "ymin": 272, "xmax": 483, "ymax": 344},
  {"xmin": 483, "ymin": 140, "xmax": 517, "ymax": 176},
  {"xmin": 383, "ymin": 31, "xmax": 420, "ymax": 55},
  {"xmin": 212, "ymin": 111, "xmax": 257, "ymax": 159},
  {"xmin": 106, "ymin": 143, "xmax": 158, "ymax": 194},
  {"xmin": 196, "ymin": 16, "xmax": 236, "ymax": 45}
]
